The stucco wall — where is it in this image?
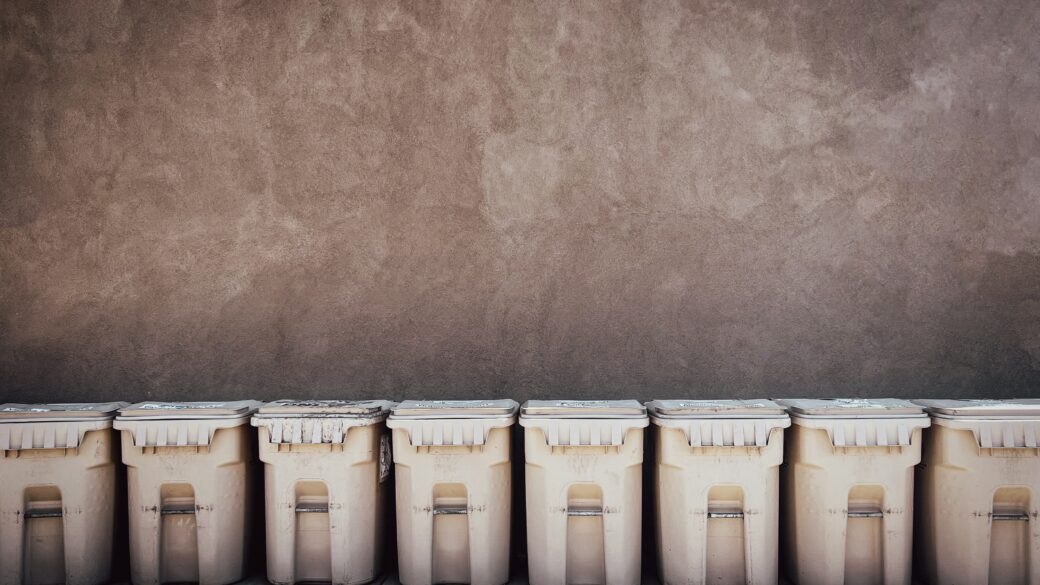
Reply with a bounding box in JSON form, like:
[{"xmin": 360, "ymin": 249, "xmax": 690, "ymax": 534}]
[{"xmin": 2, "ymin": 0, "xmax": 1039, "ymax": 403}]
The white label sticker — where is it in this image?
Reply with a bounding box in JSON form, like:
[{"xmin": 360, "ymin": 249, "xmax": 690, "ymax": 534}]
[{"xmin": 379, "ymin": 434, "xmax": 391, "ymax": 482}]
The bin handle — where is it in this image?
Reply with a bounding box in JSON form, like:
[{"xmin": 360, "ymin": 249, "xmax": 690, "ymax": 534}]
[
  {"xmin": 567, "ymin": 508, "xmax": 603, "ymax": 517},
  {"xmin": 707, "ymin": 511, "xmax": 744, "ymax": 519},
  {"xmin": 433, "ymin": 504, "xmax": 469, "ymax": 515},
  {"xmin": 24, "ymin": 509, "xmax": 63, "ymax": 519},
  {"xmin": 846, "ymin": 510, "xmax": 884, "ymax": 518},
  {"xmin": 992, "ymin": 512, "xmax": 1030, "ymax": 521}
]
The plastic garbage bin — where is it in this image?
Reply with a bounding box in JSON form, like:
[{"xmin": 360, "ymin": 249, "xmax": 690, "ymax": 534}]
[
  {"xmin": 0, "ymin": 402, "xmax": 126, "ymax": 585},
  {"xmin": 912, "ymin": 399, "xmax": 1040, "ymax": 585},
  {"xmin": 251, "ymin": 399, "xmax": 393, "ymax": 585},
  {"xmin": 647, "ymin": 399, "xmax": 790, "ymax": 585},
  {"xmin": 114, "ymin": 401, "xmax": 261, "ymax": 585},
  {"xmin": 520, "ymin": 400, "xmax": 649, "ymax": 585},
  {"xmin": 387, "ymin": 400, "xmax": 519, "ymax": 585},
  {"xmin": 777, "ymin": 398, "xmax": 930, "ymax": 585}
]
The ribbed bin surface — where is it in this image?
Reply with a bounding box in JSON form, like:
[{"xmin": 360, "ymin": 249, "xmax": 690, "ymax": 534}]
[
  {"xmin": 116, "ymin": 401, "xmax": 261, "ymax": 585},
  {"xmin": 387, "ymin": 399, "xmax": 518, "ymax": 585},
  {"xmin": 777, "ymin": 399, "xmax": 929, "ymax": 585},
  {"xmin": 0, "ymin": 402, "xmax": 126, "ymax": 585},
  {"xmin": 913, "ymin": 399, "xmax": 1040, "ymax": 585},
  {"xmin": 649, "ymin": 400, "xmax": 790, "ymax": 585},
  {"xmin": 252, "ymin": 399, "xmax": 393, "ymax": 585},
  {"xmin": 520, "ymin": 400, "xmax": 649, "ymax": 585}
]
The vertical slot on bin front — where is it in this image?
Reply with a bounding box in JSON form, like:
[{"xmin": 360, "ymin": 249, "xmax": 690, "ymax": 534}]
[
  {"xmin": 432, "ymin": 483, "xmax": 471, "ymax": 584},
  {"xmin": 294, "ymin": 481, "xmax": 332, "ymax": 583},
  {"xmin": 705, "ymin": 486, "xmax": 746, "ymax": 585},
  {"xmin": 844, "ymin": 485, "xmax": 884, "ymax": 585},
  {"xmin": 160, "ymin": 483, "xmax": 199, "ymax": 584},
  {"xmin": 24, "ymin": 486, "xmax": 65, "ymax": 585},
  {"xmin": 566, "ymin": 483, "xmax": 606, "ymax": 585},
  {"xmin": 989, "ymin": 486, "xmax": 1030, "ymax": 585}
]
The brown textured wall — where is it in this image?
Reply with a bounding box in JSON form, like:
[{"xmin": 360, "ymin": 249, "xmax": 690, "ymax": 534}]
[{"xmin": 2, "ymin": 0, "xmax": 1039, "ymax": 404}]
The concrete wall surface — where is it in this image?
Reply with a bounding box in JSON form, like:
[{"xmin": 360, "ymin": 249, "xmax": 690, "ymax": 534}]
[{"xmin": 2, "ymin": 0, "xmax": 1039, "ymax": 403}]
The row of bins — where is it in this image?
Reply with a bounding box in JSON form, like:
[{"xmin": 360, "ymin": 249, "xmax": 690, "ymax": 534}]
[{"xmin": 0, "ymin": 398, "xmax": 1037, "ymax": 585}]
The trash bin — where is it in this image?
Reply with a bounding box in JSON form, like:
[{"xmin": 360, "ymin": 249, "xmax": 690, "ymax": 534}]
[
  {"xmin": 776, "ymin": 398, "xmax": 930, "ymax": 585},
  {"xmin": 912, "ymin": 399, "xmax": 1040, "ymax": 585},
  {"xmin": 387, "ymin": 400, "xmax": 519, "ymax": 585},
  {"xmin": 520, "ymin": 400, "xmax": 649, "ymax": 585},
  {"xmin": 647, "ymin": 399, "xmax": 791, "ymax": 585},
  {"xmin": 114, "ymin": 401, "xmax": 261, "ymax": 585},
  {"xmin": 0, "ymin": 402, "xmax": 126, "ymax": 585},
  {"xmin": 251, "ymin": 399, "xmax": 393, "ymax": 585}
]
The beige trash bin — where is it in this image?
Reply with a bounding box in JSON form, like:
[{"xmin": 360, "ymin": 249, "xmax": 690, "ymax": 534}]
[
  {"xmin": 647, "ymin": 399, "xmax": 790, "ymax": 585},
  {"xmin": 777, "ymin": 398, "xmax": 930, "ymax": 585},
  {"xmin": 520, "ymin": 400, "xmax": 649, "ymax": 585},
  {"xmin": 387, "ymin": 400, "xmax": 518, "ymax": 585},
  {"xmin": 251, "ymin": 400, "xmax": 393, "ymax": 585},
  {"xmin": 114, "ymin": 400, "xmax": 261, "ymax": 585},
  {"xmin": 912, "ymin": 399, "xmax": 1040, "ymax": 585},
  {"xmin": 0, "ymin": 402, "xmax": 126, "ymax": 585}
]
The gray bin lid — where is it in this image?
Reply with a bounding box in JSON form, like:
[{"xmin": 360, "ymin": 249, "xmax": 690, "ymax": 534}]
[
  {"xmin": 118, "ymin": 400, "xmax": 262, "ymax": 420},
  {"xmin": 0, "ymin": 402, "xmax": 128, "ymax": 422},
  {"xmin": 391, "ymin": 399, "xmax": 518, "ymax": 419},
  {"xmin": 647, "ymin": 399, "xmax": 788, "ymax": 419},
  {"xmin": 521, "ymin": 400, "xmax": 647, "ymax": 419},
  {"xmin": 255, "ymin": 399, "xmax": 393, "ymax": 418},
  {"xmin": 912, "ymin": 399, "xmax": 1040, "ymax": 418},
  {"xmin": 777, "ymin": 398, "xmax": 925, "ymax": 418}
]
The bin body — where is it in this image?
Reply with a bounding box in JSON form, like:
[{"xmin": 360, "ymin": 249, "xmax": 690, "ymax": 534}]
[
  {"xmin": 913, "ymin": 399, "xmax": 1040, "ymax": 585},
  {"xmin": 648, "ymin": 400, "xmax": 790, "ymax": 585},
  {"xmin": 0, "ymin": 402, "xmax": 126, "ymax": 585},
  {"xmin": 387, "ymin": 400, "xmax": 518, "ymax": 585},
  {"xmin": 252, "ymin": 400, "xmax": 393, "ymax": 585},
  {"xmin": 777, "ymin": 399, "xmax": 930, "ymax": 585},
  {"xmin": 521, "ymin": 400, "xmax": 649, "ymax": 585},
  {"xmin": 114, "ymin": 401, "xmax": 260, "ymax": 585}
]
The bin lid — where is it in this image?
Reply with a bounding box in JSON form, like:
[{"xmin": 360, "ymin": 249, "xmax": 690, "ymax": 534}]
[
  {"xmin": 646, "ymin": 399, "xmax": 788, "ymax": 419},
  {"xmin": 391, "ymin": 399, "xmax": 519, "ymax": 419},
  {"xmin": 912, "ymin": 399, "xmax": 1040, "ymax": 418},
  {"xmin": 0, "ymin": 402, "xmax": 127, "ymax": 422},
  {"xmin": 777, "ymin": 398, "xmax": 926, "ymax": 418},
  {"xmin": 520, "ymin": 400, "xmax": 647, "ymax": 419},
  {"xmin": 117, "ymin": 400, "xmax": 262, "ymax": 420},
  {"xmin": 254, "ymin": 399, "xmax": 393, "ymax": 418}
]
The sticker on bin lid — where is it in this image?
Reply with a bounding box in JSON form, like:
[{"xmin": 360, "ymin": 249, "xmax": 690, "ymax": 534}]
[
  {"xmin": 255, "ymin": 399, "xmax": 393, "ymax": 417},
  {"xmin": 776, "ymin": 398, "xmax": 925, "ymax": 417},
  {"xmin": 117, "ymin": 400, "xmax": 262, "ymax": 419},
  {"xmin": 391, "ymin": 399, "xmax": 519, "ymax": 419},
  {"xmin": 521, "ymin": 400, "xmax": 647, "ymax": 418},
  {"xmin": 0, "ymin": 402, "xmax": 128, "ymax": 420},
  {"xmin": 912, "ymin": 399, "xmax": 1040, "ymax": 418},
  {"xmin": 646, "ymin": 399, "xmax": 788, "ymax": 418}
]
